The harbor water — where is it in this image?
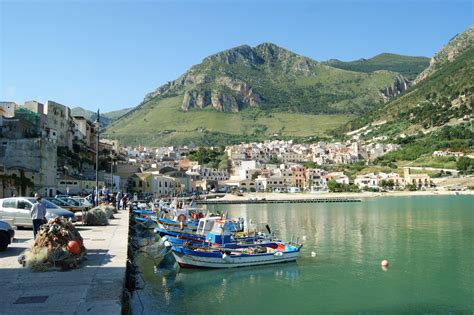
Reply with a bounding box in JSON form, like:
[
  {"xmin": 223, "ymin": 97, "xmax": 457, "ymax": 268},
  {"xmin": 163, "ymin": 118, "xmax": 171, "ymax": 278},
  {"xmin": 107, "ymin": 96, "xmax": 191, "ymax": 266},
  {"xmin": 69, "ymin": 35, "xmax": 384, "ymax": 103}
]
[{"xmin": 131, "ymin": 195, "xmax": 474, "ymax": 314}]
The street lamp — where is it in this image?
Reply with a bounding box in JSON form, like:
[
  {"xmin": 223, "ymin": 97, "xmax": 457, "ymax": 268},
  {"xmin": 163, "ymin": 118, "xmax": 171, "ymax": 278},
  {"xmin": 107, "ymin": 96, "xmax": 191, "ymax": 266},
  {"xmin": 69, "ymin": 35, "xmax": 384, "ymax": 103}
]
[
  {"xmin": 94, "ymin": 110, "xmax": 100, "ymax": 205},
  {"xmin": 110, "ymin": 152, "xmax": 115, "ymax": 192}
]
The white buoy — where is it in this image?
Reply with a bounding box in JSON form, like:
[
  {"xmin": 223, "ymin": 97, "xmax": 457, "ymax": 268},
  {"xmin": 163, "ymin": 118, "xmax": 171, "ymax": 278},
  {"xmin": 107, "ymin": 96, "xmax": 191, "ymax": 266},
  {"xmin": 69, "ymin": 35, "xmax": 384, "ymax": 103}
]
[
  {"xmin": 381, "ymin": 259, "xmax": 389, "ymax": 267},
  {"xmin": 302, "ymin": 236, "xmax": 307, "ymax": 241},
  {"xmin": 311, "ymin": 251, "xmax": 316, "ymax": 257}
]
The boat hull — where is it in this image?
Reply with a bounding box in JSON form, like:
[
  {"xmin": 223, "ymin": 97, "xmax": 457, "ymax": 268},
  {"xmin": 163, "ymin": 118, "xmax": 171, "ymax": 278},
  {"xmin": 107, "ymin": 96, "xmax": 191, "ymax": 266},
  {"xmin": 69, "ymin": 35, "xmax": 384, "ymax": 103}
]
[{"xmin": 171, "ymin": 246, "xmax": 300, "ymax": 269}]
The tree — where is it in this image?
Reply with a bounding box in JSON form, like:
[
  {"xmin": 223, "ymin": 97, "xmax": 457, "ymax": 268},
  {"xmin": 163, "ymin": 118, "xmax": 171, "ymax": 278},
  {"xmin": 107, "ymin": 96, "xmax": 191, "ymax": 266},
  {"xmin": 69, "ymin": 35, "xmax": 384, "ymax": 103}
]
[
  {"xmin": 251, "ymin": 171, "xmax": 261, "ymax": 180},
  {"xmin": 380, "ymin": 179, "xmax": 395, "ymax": 190},
  {"xmin": 456, "ymin": 157, "xmax": 474, "ymax": 174}
]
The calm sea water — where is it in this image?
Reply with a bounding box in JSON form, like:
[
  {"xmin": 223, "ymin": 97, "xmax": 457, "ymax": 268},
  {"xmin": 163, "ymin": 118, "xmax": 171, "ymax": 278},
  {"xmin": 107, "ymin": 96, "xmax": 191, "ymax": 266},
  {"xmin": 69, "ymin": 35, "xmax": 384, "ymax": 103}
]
[{"xmin": 132, "ymin": 196, "xmax": 474, "ymax": 314}]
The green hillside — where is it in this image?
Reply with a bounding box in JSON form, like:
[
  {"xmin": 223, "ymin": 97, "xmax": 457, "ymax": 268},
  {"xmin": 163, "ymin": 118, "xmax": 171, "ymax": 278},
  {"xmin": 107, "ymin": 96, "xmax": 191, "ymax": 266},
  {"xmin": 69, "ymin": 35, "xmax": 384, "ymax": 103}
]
[
  {"xmin": 323, "ymin": 53, "xmax": 430, "ymax": 81},
  {"xmin": 344, "ymin": 46, "xmax": 473, "ymax": 136},
  {"xmin": 104, "ymin": 95, "xmax": 352, "ymax": 146},
  {"xmin": 339, "ymin": 27, "xmax": 474, "ymax": 164},
  {"xmin": 105, "ymin": 43, "xmax": 412, "ymax": 146}
]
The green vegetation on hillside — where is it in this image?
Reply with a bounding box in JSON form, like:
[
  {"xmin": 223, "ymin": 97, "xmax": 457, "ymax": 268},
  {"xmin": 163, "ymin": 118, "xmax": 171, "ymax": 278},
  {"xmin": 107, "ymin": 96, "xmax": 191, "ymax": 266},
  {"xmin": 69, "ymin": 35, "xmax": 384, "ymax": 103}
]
[
  {"xmin": 103, "ymin": 94, "xmax": 352, "ymax": 146},
  {"xmin": 188, "ymin": 45, "xmax": 404, "ymax": 114},
  {"xmin": 374, "ymin": 124, "xmax": 474, "ymax": 166},
  {"xmin": 187, "ymin": 147, "xmax": 228, "ymax": 169},
  {"xmin": 324, "ymin": 53, "xmax": 430, "ymax": 81},
  {"xmin": 343, "ymin": 45, "xmax": 474, "ymax": 135}
]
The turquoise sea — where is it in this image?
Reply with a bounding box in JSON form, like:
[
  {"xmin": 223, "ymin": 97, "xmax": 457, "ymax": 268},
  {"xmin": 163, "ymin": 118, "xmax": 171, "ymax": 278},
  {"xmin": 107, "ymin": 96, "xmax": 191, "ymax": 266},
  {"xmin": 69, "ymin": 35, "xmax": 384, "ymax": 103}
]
[{"xmin": 131, "ymin": 195, "xmax": 474, "ymax": 314}]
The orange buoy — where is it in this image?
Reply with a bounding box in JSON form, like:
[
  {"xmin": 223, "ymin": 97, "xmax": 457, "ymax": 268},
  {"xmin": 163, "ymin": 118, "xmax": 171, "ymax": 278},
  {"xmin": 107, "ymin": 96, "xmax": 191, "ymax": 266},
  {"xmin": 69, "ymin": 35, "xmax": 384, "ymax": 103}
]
[{"xmin": 67, "ymin": 240, "xmax": 81, "ymax": 255}]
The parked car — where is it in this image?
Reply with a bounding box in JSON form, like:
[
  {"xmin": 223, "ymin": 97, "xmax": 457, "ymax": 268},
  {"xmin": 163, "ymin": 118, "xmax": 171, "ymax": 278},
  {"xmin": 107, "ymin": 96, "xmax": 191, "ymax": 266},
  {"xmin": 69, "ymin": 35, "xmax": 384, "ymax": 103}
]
[
  {"xmin": 46, "ymin": 198, "xmax": 87, "ymax": 213},
  {"xmin": 0, "ymin": 197, "xmax": 76, "ymax": 228},
  {"xmin": 0, "ymin": 220, "xmax": 15, "ymax": 251},
  {"xmin": 71, "ymin": 196, "xmax": 93, "ymax": 207},
  {"xmin": 57, "ymin": 196, "xmax": 91, "ymax": 210}
]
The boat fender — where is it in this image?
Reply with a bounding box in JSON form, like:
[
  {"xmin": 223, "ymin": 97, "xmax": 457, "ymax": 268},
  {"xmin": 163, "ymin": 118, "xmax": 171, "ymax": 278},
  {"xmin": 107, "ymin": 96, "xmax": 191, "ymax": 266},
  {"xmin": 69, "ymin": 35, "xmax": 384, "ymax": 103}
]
[
  {"xmin": 222, "ymin": 253, "xmax": 231, "ymax": 262},
  {"xmin": 158, "ymin": 236, "xmax": 168, "ymax": 245},
  {"xmin": 274, "ymin": 251, "xmax": 283, "ymax": 257}
]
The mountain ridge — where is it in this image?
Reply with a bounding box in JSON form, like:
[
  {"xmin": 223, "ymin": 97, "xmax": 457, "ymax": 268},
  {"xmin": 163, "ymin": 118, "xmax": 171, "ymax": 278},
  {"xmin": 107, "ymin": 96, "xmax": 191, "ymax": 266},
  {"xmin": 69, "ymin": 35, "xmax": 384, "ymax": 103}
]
[
  {"xmin": 104, "ymin": 42, "xmax": 434, "ymax": 146},
  {"xmin": 323, "ymin": 53, "xmax": 430, "ymax": 81},
  {"xmin": 342, "ymin": 25, "xmax": 473, "ymax": 138},
  {"xmin": 71, "ymin": 107, "xmax": 133, "ymax": 127}
]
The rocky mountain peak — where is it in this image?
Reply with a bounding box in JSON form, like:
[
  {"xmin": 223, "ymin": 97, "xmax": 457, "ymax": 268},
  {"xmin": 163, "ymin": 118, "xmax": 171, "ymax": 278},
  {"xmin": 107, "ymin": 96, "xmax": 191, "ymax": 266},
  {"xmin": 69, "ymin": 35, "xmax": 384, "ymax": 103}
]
[
  {"xmin": 414, "ymin": 25, "xmax": 473, "ymax": 84},
  {"xmin": 203, "ymin": 44, "xmax": 264, "ymax": 66}
]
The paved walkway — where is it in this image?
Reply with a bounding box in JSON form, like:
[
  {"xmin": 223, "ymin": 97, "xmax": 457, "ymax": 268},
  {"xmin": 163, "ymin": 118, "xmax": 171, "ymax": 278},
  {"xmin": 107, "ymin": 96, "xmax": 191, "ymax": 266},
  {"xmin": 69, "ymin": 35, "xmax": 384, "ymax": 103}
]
[{"xmin": 0, "ymin": 211, "xmax": 129, "ymax": 315}]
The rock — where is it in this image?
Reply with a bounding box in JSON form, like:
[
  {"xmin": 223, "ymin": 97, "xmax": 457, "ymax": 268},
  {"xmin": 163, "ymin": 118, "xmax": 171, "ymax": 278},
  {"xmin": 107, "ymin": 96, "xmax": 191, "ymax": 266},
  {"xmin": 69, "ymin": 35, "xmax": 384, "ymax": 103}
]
[
  {"xmin": 381, "ymin": 75, "xmax": 409, "ymax": 100},
  {"xmin": 414, "ymin": 25, "xmax": 473, "ymax": 84}
]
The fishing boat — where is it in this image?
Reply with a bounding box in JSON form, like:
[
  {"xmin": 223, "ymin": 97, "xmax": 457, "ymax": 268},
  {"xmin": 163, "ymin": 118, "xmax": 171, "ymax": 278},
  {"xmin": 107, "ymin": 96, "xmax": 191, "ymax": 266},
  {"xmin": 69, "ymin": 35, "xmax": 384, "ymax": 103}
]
[
  {"xmin": 159, "ymin": 217, "xmax": 270, "ymax": 248},
  {"xmin": 170, "ymin": 242, "xmax": 302, "ymax": 268}
]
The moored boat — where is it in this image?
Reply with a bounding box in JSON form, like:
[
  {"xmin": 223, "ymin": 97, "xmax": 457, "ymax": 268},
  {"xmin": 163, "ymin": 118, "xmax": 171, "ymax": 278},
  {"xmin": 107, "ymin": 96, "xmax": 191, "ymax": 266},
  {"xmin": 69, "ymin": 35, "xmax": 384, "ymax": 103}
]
[{"xmin": 171, "ymin": 242, "xmax": 301, "ymax": 268}]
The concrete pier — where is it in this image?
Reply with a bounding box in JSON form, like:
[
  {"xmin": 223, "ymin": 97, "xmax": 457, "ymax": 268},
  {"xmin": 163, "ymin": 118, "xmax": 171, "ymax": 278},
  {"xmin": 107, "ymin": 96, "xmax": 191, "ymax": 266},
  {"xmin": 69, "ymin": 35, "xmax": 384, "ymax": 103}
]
[{"xmin": 0, "ymin": 211, "xmax": 129, "ymax": 314}]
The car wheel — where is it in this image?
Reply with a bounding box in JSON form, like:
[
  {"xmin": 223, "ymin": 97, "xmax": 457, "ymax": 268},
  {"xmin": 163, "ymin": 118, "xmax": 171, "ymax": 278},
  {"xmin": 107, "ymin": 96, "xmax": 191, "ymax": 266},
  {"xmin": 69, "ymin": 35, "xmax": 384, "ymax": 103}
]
[{"xmin": 0, "ymin": 232, "xmax": 9, "ymax": 251}]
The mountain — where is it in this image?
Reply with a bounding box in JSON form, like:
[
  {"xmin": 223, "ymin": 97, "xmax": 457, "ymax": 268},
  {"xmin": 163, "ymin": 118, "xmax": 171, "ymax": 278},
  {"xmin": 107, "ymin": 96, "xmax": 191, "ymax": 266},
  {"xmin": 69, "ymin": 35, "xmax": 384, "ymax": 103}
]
[
  {"xmin": 414, "ymin": 26, "xmax": 474, "ymax": 84},
  {"xmin": 141, "ymin": 43, "xmax": 409, "ymax": 114},
  {"xmin": 71, "ymin": 107, "xmax": 133, "ymax": 127},
  {"xmin": 343, "ymin": 25, "xmax": 473, "ymax": 139},
  {"xmin": 105, "ymin": 43, "xmax": 416, "ymax": 146},
  {"xmin": 323, "ymin": 53, "xmax": 430, "ymax": 81}
]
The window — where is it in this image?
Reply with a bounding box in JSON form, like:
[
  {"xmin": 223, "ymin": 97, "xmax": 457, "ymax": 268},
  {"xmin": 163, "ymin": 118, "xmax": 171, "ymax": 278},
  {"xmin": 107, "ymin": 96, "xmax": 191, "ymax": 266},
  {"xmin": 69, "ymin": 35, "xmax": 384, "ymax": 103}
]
[
  {"xmin": 2, "ymin": 199, "xmax": 16, "ymax": 208},
  {"xmin": 18, "ymin": 200, "xmax": 31, "ymax": 210}
]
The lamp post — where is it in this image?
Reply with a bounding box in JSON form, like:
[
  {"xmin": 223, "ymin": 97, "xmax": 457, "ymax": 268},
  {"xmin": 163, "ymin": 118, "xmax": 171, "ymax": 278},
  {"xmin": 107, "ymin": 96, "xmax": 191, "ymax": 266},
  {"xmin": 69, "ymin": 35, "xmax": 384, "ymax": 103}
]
[
  {"xmin": 110, "ymin": 152, "xmax": 115, "ymax": 192},
  {"xmin": 94, "ymin": 110, "xmax": 100, "ymax": 205}
]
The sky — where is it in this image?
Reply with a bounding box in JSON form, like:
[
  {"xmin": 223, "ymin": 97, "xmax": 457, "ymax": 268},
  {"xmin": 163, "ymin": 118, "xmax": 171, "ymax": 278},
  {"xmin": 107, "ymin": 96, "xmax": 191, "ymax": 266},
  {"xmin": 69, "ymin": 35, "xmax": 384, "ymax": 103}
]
[{"xmin": 0, "ymin": 0, "xmax": 472, "ymax": 113}]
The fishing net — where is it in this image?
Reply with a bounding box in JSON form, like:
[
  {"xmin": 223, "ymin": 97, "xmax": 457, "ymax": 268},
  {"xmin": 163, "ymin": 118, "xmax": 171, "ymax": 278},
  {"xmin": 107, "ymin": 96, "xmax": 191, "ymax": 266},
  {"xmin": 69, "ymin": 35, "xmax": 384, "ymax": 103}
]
[
  {"xmin": 100, "ymin": 206, "xmax": 116, "ymax": 219},
  {"xmin": 18, "ymin": 217, "xmax": 86, "ymax": 272},
  {"xmin": 98, "ymin": 202, "xmax": 118, "ymax": 214},
  {"xmin": 84, "ymin": 207, "xmax": 110, "ymax": 226}
]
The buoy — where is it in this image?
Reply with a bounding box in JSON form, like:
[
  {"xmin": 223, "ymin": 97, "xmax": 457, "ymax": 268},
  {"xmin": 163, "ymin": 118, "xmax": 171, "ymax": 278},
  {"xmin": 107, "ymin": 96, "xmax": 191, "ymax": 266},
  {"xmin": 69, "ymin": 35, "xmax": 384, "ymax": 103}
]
[
  {"xmin": 311, "ymin": 251, "xmax": 316, "ymax": 257},
  {"xmin": 381, "ymin": 259, "xmax": 389, "ymax": 267},
  {"xmin": 163, "ymin": 240, "xmax": 172, "ymax": 248},
  {"xmin": 302, "ymin": 236, "xmax": 307, "ymax": 241},
  {"xmin": 67, "ymin": 240, "xmax": 81, "ymax": 255}
]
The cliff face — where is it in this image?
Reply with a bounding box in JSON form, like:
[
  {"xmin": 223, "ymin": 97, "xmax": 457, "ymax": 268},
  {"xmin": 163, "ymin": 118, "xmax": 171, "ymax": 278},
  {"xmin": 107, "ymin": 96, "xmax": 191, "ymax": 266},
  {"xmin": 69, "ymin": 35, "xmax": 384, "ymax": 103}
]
[
  {"xmin": 381, "ymin": 74, "xmax": 410, "ymax": 100},
  {"xmin": 182, "ymin": 77, "xmax": 261, "ymax": 112},
  {"xmin": 414, "ymin": 25, "xmax": 474, "ymax": 84}
]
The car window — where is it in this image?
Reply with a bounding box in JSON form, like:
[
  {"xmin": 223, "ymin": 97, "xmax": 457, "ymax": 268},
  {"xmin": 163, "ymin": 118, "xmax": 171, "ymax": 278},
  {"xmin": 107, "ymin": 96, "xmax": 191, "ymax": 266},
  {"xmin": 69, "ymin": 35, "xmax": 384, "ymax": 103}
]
[
  {"xmin": 2, "ymin": 199, "xmax": 16, "ymax": 208},
  {"xmin": 17, "ymin": 200, "xmax": 32, "ymax": 210},
  {"xmin": 42, "ymin": 199, "xmax": 60, "ymax": 209}
]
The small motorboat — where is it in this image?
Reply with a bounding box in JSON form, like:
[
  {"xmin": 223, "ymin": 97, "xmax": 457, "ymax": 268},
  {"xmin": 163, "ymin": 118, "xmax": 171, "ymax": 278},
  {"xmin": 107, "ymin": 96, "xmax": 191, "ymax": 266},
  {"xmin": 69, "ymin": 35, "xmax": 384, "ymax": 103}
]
[{"xmin": 170, "ymin": 242, "xmax": 302, "ymax": 269}]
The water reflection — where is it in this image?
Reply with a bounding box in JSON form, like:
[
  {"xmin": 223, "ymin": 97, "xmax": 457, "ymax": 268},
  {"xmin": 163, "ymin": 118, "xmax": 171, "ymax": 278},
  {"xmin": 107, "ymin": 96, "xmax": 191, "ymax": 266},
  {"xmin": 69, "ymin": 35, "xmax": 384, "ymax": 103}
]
[{"xmin": 132, "ymin": 196, "xmax": 474, "ymax": 314}]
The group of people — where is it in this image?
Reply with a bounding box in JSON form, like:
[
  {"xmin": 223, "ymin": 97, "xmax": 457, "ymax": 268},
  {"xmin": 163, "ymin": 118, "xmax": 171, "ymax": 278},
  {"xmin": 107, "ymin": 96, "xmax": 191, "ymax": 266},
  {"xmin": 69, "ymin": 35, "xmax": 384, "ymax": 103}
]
[{"xmin": 28, "ymin": 189, "xmax": 142, "ymax": 239}]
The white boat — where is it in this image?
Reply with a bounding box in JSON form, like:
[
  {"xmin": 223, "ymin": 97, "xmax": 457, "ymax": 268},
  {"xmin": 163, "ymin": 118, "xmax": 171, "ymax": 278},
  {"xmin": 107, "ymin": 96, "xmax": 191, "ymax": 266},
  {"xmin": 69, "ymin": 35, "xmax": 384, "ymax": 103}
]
[{"xmin": 171, "ymin": 242, "xmax": 301, "ymax": 269}]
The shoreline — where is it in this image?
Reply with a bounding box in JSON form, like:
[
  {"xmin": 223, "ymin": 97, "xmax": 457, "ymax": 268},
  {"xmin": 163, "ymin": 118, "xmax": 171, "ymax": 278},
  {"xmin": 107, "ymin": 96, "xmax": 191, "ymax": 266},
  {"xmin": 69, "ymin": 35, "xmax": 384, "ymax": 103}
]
[{"xmin": 213, "ymin": 190, "xmax": 474, "ymax": 202}]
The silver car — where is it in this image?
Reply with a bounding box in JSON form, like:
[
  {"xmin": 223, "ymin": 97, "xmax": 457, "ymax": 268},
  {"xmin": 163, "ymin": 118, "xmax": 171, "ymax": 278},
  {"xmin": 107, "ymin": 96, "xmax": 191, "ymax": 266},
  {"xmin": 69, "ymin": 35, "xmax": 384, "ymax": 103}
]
[
  {"xmin": 0, "ymin": 197, "xmax": 76, "ymax": 228},
  {"xmin": 0, "ymin": 220, "xmax": 15, "ymax": 251}
]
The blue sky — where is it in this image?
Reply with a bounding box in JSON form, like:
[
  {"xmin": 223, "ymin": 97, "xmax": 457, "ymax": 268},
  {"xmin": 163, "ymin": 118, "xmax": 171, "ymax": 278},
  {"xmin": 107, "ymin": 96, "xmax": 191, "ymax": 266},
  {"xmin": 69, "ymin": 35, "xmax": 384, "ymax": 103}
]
[{"xmin": 1, "ymin": 0, "xmax": 472, "ymax": 112}]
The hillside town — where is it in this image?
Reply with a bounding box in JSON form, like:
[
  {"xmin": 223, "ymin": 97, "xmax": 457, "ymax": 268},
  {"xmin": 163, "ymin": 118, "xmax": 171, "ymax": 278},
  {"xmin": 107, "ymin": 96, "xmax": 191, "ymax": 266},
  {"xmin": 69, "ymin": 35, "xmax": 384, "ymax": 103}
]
[{"xmin": 2, "ymin": 100, "xmax": 460, "ymax": 199}]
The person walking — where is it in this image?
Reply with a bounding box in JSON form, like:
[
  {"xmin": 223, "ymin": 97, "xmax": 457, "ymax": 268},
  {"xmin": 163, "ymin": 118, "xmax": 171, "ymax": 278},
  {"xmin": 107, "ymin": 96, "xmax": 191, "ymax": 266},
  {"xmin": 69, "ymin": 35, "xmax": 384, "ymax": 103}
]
[
  {"xmin": 31, "ymin": 193, "xmax": 47, "ymax": 239},
  {"xmin": 121, "ymin": 194, "xmax": 128, "ymax": 210},
  {"xmin": 116, "ymin": 191, "xmax": 122, "ymax": 210}
]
